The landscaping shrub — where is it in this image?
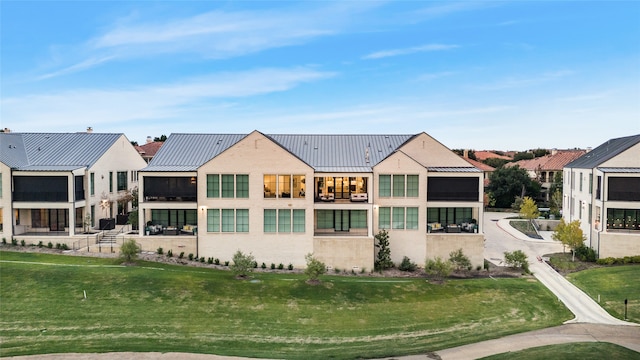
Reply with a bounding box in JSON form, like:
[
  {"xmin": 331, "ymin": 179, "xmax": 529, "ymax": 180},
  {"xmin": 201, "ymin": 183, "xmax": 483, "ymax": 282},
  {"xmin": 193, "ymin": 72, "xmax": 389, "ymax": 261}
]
[
  {"xmin": 252, "ymin": 261, "xmax": 258, "ymax": 268},
  {"xmin": 37, "ymin": 241, "xmax": 43, "ymax": 248},
  {"xmin": 200, "ymin": 257, "xmax": 205, "ymax": 263},
  {"xmin": 214, "ymin": 258, "xmax": 220, "ymax": 265},
  {"xmin": 20, "ymin": 240, "xmax": 26, "ymax": 246},
  {"xmin": 270, "ymin": 263, "xmax": 276, "ymax": 270},
  {"xmin": 449, "ymin": 248, "xmax": 472, "ymax": 271},
  {"xmin": 224, "ymin": 261, "xmax": 229, "ymax": 266},
  {"xmin": 304, "ymin": 253, "xmax": 326, "ymax": 283},
  {"xmin": 261, "ymin": 262, "xmax": 267, "ymax": 269},
  {"xmin": 188, "ymin": 253, "xmax": 194, "ymax": 261},
  {"xmin": 288, "ymin": 263, "xmax": 293, "ymax": 271},
  {"xmin": 374, "ymin": 229, "xmax": 394, "ymax": 271},
  {"xmin": 179, "ymin": 252, "xmax": 184, "ymax": 259},
  {"xmin": 278, "ymin": 263, "xmax": 284, "ymax": 270},
  {"xmin": 398, "ymin": 256, "xmax": 417, "ymax": 272},
  {"xmin": 47, "ymin": 242, "xmax": 53, "ymax": 249},
  {"xmin": 60, "ymin": 244, "xmax": 69, "ymax": 250},
  {"xmin": 166, "ymin": 250, "xmax": 173, "ymax": 258},
  {"xmin": 504, "ymin": 250, "xmax": 530, "ymax": 273},
  {"xmin": 425, "ymin": 257, "xmax": 452, "ymax": 282},
  {"xmin": 1, "ymin": 238, "xmax": 6, "ymax": 245},
  {"xmin": 207, "ymin": 257, "xmax": 213, "ymax": 264},
  {"xmin": 119, "ymin": 239, "xmax": 141, "ymax": 263},
  {"xmin": 11, "ymin": 239, "xmax": 18, "ymax": 246},
  {"xmin": 574, "ymin": 245, "xmax": 596, "ymax": 262},
  {"xmin": 157, "ymin": 247, "xmax": 163, "ymax": 255},
  {"xmin": 230, "ymin": 250, "xmax": 255, "ymax": 278}
]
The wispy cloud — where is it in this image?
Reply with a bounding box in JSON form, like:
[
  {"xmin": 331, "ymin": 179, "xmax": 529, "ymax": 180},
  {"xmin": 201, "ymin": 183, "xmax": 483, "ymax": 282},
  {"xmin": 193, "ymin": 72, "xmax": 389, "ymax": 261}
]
[
  {"xmin": 417, "ymin": 71, "xmax": 457, "ymax": 81},
  {"xmin": 34, "ymin": 5, "xmax": 357, "ymax": 80},
  {"xmin": 363, "ymin": 44, "xmax": 459, "ymax": 60},
  {"xmin": 2, "ymin": 68, "xmax": 335, "ymax": 128},
  {"xmin": 471, "ymin": 70, "xmax": 575, "ymax": 91},
  {"xmin": 413, "ymin": 2, "xmax": 497, "ymax": 19}
]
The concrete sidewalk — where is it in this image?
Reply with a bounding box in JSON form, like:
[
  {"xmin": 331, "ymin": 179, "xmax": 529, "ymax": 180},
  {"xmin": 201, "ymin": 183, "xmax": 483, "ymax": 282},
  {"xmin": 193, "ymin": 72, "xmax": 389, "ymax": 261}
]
[{"xmin": 432, "ymin": 323, "xmax": 640, "ymax": 360}]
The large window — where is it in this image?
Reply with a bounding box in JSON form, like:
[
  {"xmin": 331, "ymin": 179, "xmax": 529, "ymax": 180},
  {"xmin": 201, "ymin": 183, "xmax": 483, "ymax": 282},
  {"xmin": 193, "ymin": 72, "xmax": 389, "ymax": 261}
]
[
  {"xmin": 393, "ymin": 175, "xmax": 405, "ymax": 197},
  {"xmin": 109, "ymin": 172, "xmax": 113, "ymax": 193},
  {"xmin": 608, "ymin": 177, "xmax": 640, "ymax": 201},
  {"xmin": 90, "ymin": 173, "xmax": 95, "ymax": 196},
  {"xmin": 379, "ymin": 174, "xmax": 418, "ymax": 197},
  {"xmin": 264, "ymin": 209, "xmax": 305, "ymax": 233},
  {"xmin": 379, "ymin": 175, "xmax": 391, "ymax": 197},
  {"xmin": 144, "ymin": 177, "xmax": 197, "ymax": 201},
  {"xmin": 317, "ymin": 210, "xmax": 366, "ymax": 232},
  {"xmin": 117, "ymin": 171, "xmax": 127, "ymax": 191},
  {"xmin": 427, "ymin": 177, "xmax": 478, "ymax": 201},
  {"xmin": 151, "ymin": 209, "xmax": 197, "ymax": 228},
  {"xmin": 607, "ymin": 208, "xmax": 640, "ymax": 230},
  {"xmin": 427, "ymin": 207, "xmax": 472, "ymax": 225},
  {"xmin": 379, "ymin": 207, "xmax": 418, "ymax": 230},
  {"xmin": 13, "ymin": 176, "xmax": 68, "ymax": 202},
  {"xmin": 379, "ymin": 207, "xmax": 391, "ymax": 229},
  {"xmin": 264, "ymin": 174, "xmax": 305, "ymax": 198},
  {"xmin": 206, "ymin": 174, "xmax": 249, "ymax": 199},
  {"xmin": 206, "ymin": 208, "xmax": 248, "ymax": 233}
]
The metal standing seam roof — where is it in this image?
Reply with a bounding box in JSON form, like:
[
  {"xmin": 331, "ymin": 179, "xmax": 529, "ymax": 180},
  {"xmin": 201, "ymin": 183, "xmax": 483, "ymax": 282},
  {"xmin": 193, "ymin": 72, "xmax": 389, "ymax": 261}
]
[
  {"xmin": 427, "ymin": 167, "xmax": 482, "ymax": 173},
  {"xmin": 597, "ymin": 167, "xmax": 640, "ymax": 173},
  {"xmin": 143, "ymin": 133, "xmax": 246, "ymax": 171},
  {"xmin": 565, "ymin": 134, "xmax": 640, "ymax": 169},
  {"xmin": 0, "ymin": 132, "xmax": 123, "ymax": 170},
  {"xmin": 143, "ymin": 133, "xmax": 416, "ymax": 172}
]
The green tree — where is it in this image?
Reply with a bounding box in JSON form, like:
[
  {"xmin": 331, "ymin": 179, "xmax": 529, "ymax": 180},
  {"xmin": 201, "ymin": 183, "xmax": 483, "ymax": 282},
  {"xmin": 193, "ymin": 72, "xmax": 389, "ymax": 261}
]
[
  {"xmin": 230, "ymin": 250, "xmax": 255, "ymax": 278},
  {"xmin": 513, "ymin": 152, "xmax": 534, "ymax": 161},
  {"xmin": 449, "ymin": 248, "xmax": 471, "ymax": 271},
  {"xmin": 549, "ymin": 172, "xmax": 563, "ymax": 198},
  {"xmin": 153, "ymin": 135, "xmax": 168, "ymax": 142},
  {"xmin": 487, "ymin": 165, "xmax": 540, "ymax": 208},
  {"xmin": 532, "ymin": 148, "xmax": 550, "ymax": 157},
  {"xmin": 119, "ymin": 239, "xmax": 141, "ymax": 263},
  {"xmin": 304, "ymin": 253, "xmax": 327, "ymax": 283},
  {"xmin": 424, "ymin": 257, "xmax": 453, "ymax": 282},
  {"xmin": 519, "ymin": 196, "xmax": 539, "ymax": 220},
  {"xmin": 550, "ymin": 189, "xmax": 563, "ymax": 218},
  {"xmin": 482, "ymin": 157, "xmax": 509, "ymax": 169},
  {"xmin": 552, "ymin": 219, "xmax": 586, "ymax": 261},
  {"xmin": 503, "ymin": 250, "xmax": 529, "ymax": 273},
  {"xmin": 374, "ymin": 230, "xmax": 394, "ymax": 271}
]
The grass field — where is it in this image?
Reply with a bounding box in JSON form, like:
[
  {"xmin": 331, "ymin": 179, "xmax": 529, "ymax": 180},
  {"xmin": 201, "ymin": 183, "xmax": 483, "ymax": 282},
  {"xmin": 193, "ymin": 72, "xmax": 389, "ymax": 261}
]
[
  {"xmin": 479, "ymin": 342, "xmax": 640, "ymax": 360},
  {"xmin": 0, "ymin": 250, "xmax": 572, "ymax": 359},
  {"xmin": 567, "ymin": 265, "xmax": 640, "ymax": 323}
]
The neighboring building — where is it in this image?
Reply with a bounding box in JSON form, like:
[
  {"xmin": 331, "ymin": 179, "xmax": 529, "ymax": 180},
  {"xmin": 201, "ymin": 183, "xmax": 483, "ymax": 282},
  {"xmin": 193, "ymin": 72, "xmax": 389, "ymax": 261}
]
[
  {"xmin": 508, "ymin": 149, "xmax": 586, "ymax": 202},
  {"xmin": 563, "ymin": 134, "xmax": 640, "ymax": 258},
  {"xmin": 135, "ymin": 136, "xmax": 164, "ymax": 163},
  {"xmin": 0, "ymin": 131, "xmax": 147, "ymax": 246},
  {"xmin": 138, "ymin": 131, "xmax": 485, "ymax": 270},
  {"xmin": 474, "ymin": 151, "xmax": 512, "ymax": 162}
]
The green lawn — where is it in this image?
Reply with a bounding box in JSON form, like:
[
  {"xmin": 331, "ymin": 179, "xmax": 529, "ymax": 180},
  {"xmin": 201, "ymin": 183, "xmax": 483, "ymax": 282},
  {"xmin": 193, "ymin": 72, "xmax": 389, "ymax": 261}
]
[
  {"xmin": 567, "ymin": 265, "xmax": 640, "ymax": 323},
  {"xmin": 480, "ymin": 342, "xmax": 640, "ymax": 360},
  {"xmin": 0, "ymin": 250, "xmax": 572, "ymax": 359}
]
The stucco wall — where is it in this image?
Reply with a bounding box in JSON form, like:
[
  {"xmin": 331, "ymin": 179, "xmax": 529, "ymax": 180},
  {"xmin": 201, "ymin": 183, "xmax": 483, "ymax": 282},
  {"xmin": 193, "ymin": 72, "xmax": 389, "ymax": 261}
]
[
  {"xmin": 425, "ymin": 233, "xmax": 485, "ymax": 269},
  {"xmin": 313, "ymin": 236, "xmax": 374, "ymax": 271},
  {"xmin": 598, "ymin": 232, "xmax": 640, "ymax": 258}
]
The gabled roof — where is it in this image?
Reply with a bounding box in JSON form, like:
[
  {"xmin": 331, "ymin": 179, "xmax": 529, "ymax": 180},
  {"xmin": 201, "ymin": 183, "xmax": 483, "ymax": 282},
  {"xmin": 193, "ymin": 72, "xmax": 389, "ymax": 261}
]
[
  {"xmin": 566, "ymin": 134, "xmax": 640, "ymax": 169},
  {"xmin": 135, "ymin": 141, "xmax": 164, "ymax": 158},
  {"xmin": 143, "ymin": 133, "xmax": 416, "ymax": 172},
  {"xmin": 143, "ymin": 133, "xmax": 246, "ymax": 171},
  {"xmin": 0, "ymin": 132, "xmax": 123, "ymax": 171},
  {"xmin": 509, "ymin": 150, "xmax": 586, "ymax": 172}
]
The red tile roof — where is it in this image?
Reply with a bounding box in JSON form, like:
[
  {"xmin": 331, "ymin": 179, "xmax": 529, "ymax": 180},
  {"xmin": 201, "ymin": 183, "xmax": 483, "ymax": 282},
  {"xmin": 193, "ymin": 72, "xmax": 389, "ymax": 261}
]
[
  {"xmin": 509, "ymin": 150, "xmax": 586, "ymax": 171},
  {"xmin": 474, "ymin": 151, "xmax": 512, "ymax": 161},
  {"xmin": 136, "ymin": 141, "xmax": 164, "ymax": 158}
]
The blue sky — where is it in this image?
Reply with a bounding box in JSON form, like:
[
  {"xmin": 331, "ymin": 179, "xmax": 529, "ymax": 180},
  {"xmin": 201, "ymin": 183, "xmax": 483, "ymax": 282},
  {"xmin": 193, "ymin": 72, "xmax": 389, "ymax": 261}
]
[{"xmin": 1, "ymin": 1, "xmax": 639, "ymax": 150}]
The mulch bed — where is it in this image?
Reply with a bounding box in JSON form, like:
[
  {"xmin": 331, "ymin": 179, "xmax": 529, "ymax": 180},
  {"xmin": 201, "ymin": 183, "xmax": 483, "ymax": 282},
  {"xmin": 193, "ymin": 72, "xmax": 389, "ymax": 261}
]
[{"xmin": 1, "ymin": 244, "xmax": 526, "ymax": 280}]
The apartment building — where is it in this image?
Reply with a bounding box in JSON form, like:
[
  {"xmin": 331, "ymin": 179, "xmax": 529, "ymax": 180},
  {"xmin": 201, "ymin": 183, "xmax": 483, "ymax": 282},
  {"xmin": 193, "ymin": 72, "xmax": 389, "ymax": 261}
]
[
  {"xmin": 138, "ymin": 131, "xmax": 484, "ymax": 270},
  {"xmin": 0, "ymin": 131, "xmax": 147, "ymax": 246},
  {"xmin": 563, "ymin": 134, "xmax": 640, "ymax": 258}
]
